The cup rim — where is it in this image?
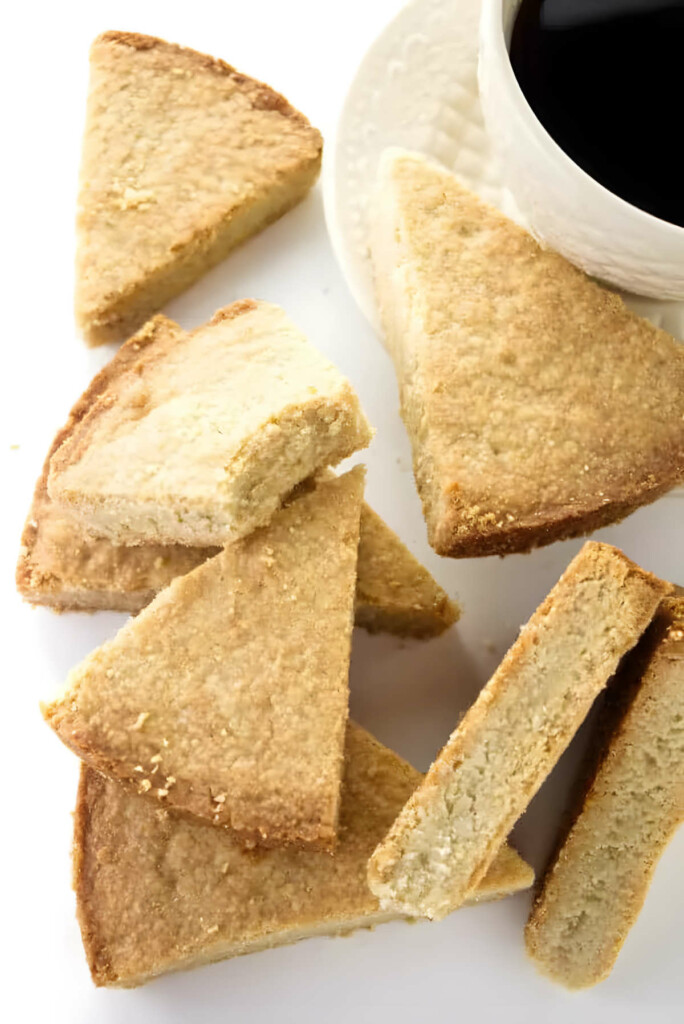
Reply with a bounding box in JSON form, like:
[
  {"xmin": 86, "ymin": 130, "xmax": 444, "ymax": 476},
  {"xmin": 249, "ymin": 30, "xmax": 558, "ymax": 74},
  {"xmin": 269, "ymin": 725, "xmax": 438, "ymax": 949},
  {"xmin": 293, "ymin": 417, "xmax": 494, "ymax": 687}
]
[{"xmin": 482, "ymin": 0, "xmax": 684, "ymax": 240}]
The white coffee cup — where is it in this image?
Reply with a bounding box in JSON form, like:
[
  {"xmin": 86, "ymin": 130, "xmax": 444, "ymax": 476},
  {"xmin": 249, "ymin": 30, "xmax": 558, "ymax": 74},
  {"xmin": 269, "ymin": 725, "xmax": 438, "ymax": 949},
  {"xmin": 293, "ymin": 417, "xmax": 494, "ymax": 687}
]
[{"xmin": 478, "ymin": 0, "xmax": 684, "ymax": 300}]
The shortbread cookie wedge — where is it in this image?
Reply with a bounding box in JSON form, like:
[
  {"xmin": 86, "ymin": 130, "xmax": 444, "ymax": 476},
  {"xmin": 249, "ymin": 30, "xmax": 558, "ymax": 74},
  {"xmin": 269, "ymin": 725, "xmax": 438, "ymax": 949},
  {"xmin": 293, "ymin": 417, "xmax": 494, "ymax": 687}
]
[
  {"xmin": 367, "ymin": 543, "xmax": 670, "ymax": 918},
  {"xmin": 44, "ymin": 469, "xmax": 365, "ymax": 851},
  {"xmin": 18, "ymin": 314, "xmax": 213, "ymax": 611},
  {"xmin": 525, "ymin": 596, "xmax": 684, "ymax": 989},
  {"xmin": 77, "ymin": 31, "xmax": 322, "ymax": 345},
  {"xmin": 48, "ymin": 301, "xmax": 372, "ymax": 547},
  {"xmin": 354, "ymin": 504, "xmax": 458, "ymax": 637},
  {"xmin": 74, "ymin": 723, "xmax": 533, "ymax": 988},
  {"xmin": 371, "ymin": 149, "xmax": 684, "ymax": 557}
]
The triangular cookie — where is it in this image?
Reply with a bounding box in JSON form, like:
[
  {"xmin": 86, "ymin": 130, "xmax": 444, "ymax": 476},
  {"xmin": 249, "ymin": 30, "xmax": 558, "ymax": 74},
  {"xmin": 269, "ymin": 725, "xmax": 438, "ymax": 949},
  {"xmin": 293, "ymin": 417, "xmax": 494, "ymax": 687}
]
[
  {"xmin": 76, "ymin": 31, "xmax": 322, "ymax": 345},
  {"xmin": 372, "ymin": 149, "xmax": 684, "ymax": 558},
  {"xmin": 355, "ymin": 504, "xmax": 458, "ymax": 637},
  {"xmin": 74, "ymin": 723, "xmax": 534, "ymax": 987},
  {"xmin": 44, "ymin": 469, "xmax": 365, "ymax": 850},
  {"xmin": 47, "ymin": 301, "xmax": 372, "ymax": 547}
]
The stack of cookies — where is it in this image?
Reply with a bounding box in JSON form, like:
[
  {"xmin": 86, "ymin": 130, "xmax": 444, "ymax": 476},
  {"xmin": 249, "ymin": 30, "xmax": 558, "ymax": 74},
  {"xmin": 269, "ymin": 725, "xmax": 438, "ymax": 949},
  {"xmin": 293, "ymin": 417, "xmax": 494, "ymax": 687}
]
[{"xmin": 28, "ymin": 295, "xmax": 536, "ymax": 985}]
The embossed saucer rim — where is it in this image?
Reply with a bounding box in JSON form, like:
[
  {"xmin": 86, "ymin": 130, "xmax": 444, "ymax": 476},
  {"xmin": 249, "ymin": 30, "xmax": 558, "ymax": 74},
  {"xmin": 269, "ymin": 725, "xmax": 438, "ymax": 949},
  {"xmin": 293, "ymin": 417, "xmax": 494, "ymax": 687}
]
[{"xmin": 322, "ymin": 0, "xmax": 684, "ymax": 342}]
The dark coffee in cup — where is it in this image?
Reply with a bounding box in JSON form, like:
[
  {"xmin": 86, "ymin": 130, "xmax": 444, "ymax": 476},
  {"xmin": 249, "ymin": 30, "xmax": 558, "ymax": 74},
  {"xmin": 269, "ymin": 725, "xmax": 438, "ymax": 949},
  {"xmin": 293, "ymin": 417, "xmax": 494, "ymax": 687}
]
[{"xmin": 509, "ymin": 0, "xmax": 683, "ymax": 227}]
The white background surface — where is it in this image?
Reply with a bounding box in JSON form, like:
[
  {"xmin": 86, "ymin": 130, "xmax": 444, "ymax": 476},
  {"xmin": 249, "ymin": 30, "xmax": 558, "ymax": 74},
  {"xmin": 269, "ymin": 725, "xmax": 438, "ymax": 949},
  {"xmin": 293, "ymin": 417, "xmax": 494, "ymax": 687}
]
[{"xmin": 1, "ymin": 2, "xmax": 682, "ymax": 1021}]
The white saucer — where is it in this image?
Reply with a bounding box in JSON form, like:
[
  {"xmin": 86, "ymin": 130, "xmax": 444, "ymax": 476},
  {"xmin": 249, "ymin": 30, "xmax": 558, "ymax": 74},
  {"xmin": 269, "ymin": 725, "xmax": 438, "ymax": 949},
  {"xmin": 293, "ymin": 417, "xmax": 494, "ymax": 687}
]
[{"xmin": 322, "ymin": 0, "xmax": 684, "ymax": 341}]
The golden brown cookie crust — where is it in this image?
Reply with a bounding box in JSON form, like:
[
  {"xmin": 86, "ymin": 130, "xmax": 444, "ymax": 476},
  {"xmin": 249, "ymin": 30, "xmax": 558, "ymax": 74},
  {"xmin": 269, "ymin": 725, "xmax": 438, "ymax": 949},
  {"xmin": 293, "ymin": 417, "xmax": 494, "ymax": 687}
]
[
  {"xmin": 97, "ymin": 31, "xmax": 311, "ymax": 123},
  {"xmin": 73, "ymin": 723, "xmax": 533, "ymax": 987},
  {"xmin": 47, "ymin": 301, "xmax": 373, "ymax": 548},
  {"xmin": 372, "ymin": 151, "xmax": 684, "ymax": 558},
  {"xmin": 77, "ymin": 33, "xmax": 322, "ymax": 344},
  {"xmin": 16, "ymin": 316, "xmax": 217, "ymax": 607},
  {"xmin": 45, "ymin": 469, "xmax": 366, "ymax": 851}
]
